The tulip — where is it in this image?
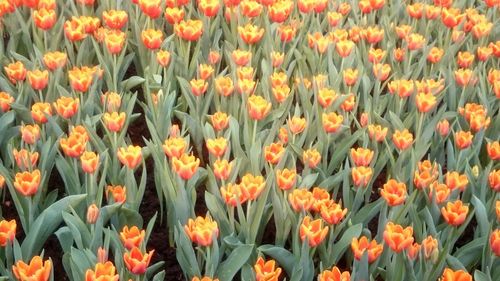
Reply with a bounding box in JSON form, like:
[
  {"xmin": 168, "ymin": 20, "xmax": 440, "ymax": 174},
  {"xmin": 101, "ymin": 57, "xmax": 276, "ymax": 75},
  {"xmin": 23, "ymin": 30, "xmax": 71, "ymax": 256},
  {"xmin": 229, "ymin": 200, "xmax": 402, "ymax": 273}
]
[
  {"xmin": 4, "ymin": 61, "xmax": 26, "ymax": 84},
  {"xmin": 445, "ymin": 171, "xmax": 468, "ymax": 191},
  {"xmin": 422, "ymin": 235, "xmax": 438, "ymax": 259},
  {"xmin": 0, "ymin": 92, "xmax": 14, "ymax": 112},
  {"xmin": 368, "ymin": 48, "xmax": 386, "ymax": 63},
  {"xmin": 175, "ymin": 20, "xmax": 203, "ymax": 41},
  {"xmin": 436, "ymin": 119, "xmax": 450, "ymax": 137},
  {"xmin": 351, "ymin": 236, "xmax": 383, "ymax": 263},
  {"xmin": 81, "ymin": 151, "xmax": 99, "ymax": 174},
  {"xmin": 86, "ymin": 204, "xmax": 99, "ymax": 224},
  {"xmin": 240, "ymin": 173, "xmax": 265, "ymax": 201},
  {"xmin": 489, "ymin": 170, "xmax": 500, "ymax": 191},
  {"xmin": 254, "ymin": 257, "xmax": 282, "ymax": 281},
  {"xmin": 103, "ymin": 112, "xmax": 126, "ymax": 132},
  {"xmin": 117, "ymin": 145, "xmax": 142, "ymax": 169},
  {"xmin": 300, "ymin": 216, "xmax": 328, "ymax": 247},
  {"xmin": 212, "ymin": 159, "xmax": 232, "ymax": 181},
  {"xmin": 54, "ymin": 96, "xmax": 79, "ymax": 119},
  {"xmin": 264, "ymin": 142, "xmax": 285, "ymax": 164},
  {"xmin": 43, "ymin": 51, "xmax": 67, "ymax": 71},
  {"xmin": 491, "ymin": 229, "xmax": 500, "ymax": 256},
  {"xmin": 440, "ymin": 268, "xmax": 472, "ymax": 281},
  {"xmin": 14, "ymin": 169, "xmax": 41, "ymax": 196},
  {"xmin": 164, "ymin": 7, "xmax": 185, "ymax": 24},
  {"xmin": 85, "ymin": 261, "xmax": 119, "ymax": 281},
  {"xmin": 104, "ymin": 30, "xmax": 126, "ymax": 54},
  {"xmin": 13, "ymin": 149, "xmax": 39, "ymax": 170},
  {"xmin": 123, "ymin": 247, "xmax": 154, "ymax": 275},
  {"xmin": 64, "ymin": 17, "xmax": 87, "ymax": 42},
  {"xmin": 407, "ymin": 242, "xmax": 421, "ymax": 260},
  {"xmin": 138, "ymin": 0, "xmax": 162, "ymax": 18},
  {"xmin": 68, "ymin": 67, "xmax": 94, "ymax": 92},
  {"xmin": 172, "ymin": 154, "xmax": 200, "ymax": 180},
  {"xmin": 0, "ymin": 219, "xmax": 16, "ymax": 246},
  {"xmin": 415, "ymin": 92, "xmax": 437, "ymax": 113},
  {"xmin": 318, "ymin": 266, "xmax": 350, "ymax": 281},
  {"xmin": 368, "ymin": 124, "xmax": 388, "ymax": 142},
  {"xmin": 392, "ymin": 129, "xmax": 413, "ymax": 150},
  {"xmin": 268, "ymin": 1, "xmax": 293, "ymax": 23},
  {"xmin": 383, "ymin": 222, "xmax": 414, "ymax": 253},
  {"xmin": 192, "ymin": 277, "xmax": 219, "ymax": 281},
  {"xmin": 162, "ymin": 137, "xmax": 187, "ymax": 159},
  {"xmin": 427, "ymin": 47, "xmax": 444, "ymax": 64},
  {"xmin": 288, "ymin": 189, "xmax": 314, "ymax": 212},
  {"xmin": 454, "ymin": 131, "xmax": 473, "ymax": 150},
  {"xmin": 372, "ymin": 63, "xmax": 391, "ymax": 81},
  {"xmin": 20, "ymin": 125, "xmax": 41, "ymax": 145},
  {"xmin": 13, "ymin": 256, "xmax": 52, "ymax": 281},
  {"xmin": 102, "ymin": 10, "xmax": 128, "ymax": 29},
  {"xmin": 60, "ymin": 135, "xmax": 86, "ymax": 158},
  {"xmin": 275, "ymin": 169, "xmax": 296, "ymax": 191},
  {"xmin": 142, "ymin": 29, "xmax": 163, "ymax": 50},
  {"xmin": 247, "ymin": 95, "xmax": 271, "ymax": 120},
  {"xmin": 120, "ymin": 225, "xmax": 145, "ymax": 250},
  {"xmin": 317, "ymin": 88, "xmax": 337, "ymax": 108},
  {"xmin": 350, "ymin": 148, "xmax": 374, "ymax": 167},
  {"xmin": 351, "ymin": 166, "xmax": 373, "ymax": 187},
  {"xmin": 184, "ymin": 215, "xmax": 219, "ymax": 246},
  {"xmin": 441, "ymin": 200, "xmax": 469, "ymax": 226},
  {"xmin": 303, "ymin": 148, "xmax": 321, "ymax": 168},
  {"xmin": 380, "ymin": 179, "xmax": 407, "ymax": 206},
  {"xmin": 320, "ymin": 200, "xmax": 347, "ymax": 225}
]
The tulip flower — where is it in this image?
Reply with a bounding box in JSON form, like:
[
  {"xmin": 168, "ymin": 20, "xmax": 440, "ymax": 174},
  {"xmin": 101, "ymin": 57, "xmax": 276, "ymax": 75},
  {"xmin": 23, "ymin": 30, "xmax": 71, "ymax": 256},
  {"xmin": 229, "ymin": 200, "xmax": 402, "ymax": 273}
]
[
  {"xmin": 0, "ymin": 219, "xmax": 16, "ymax": 246},
  {"xmin": 123, "ymin": 247, "xmax": 154, "ymax": 275},
  {"xmin": 117, "ymin": 145, "xmax": 142, "ymax": 169},
  {"xmin": 120, "ymin": 225, "xmax": 145, "ymax": 250},
  {"xmin": 172, "ymin": 154, "xmax": 200, "ymax": 180},
  {"xmin": 107, "ymin": 185, "xmax": 127, "ymax": 204},
  {"xmin": 85, "ymin": 261, "xmax": 119, "ymax": 281},
  {"xmin": 383, "ymin": 222, "xmax": 414, "ymax": 253},
  {"xmin": 86, "ymin": 204, "xmax": 99, "ymax": 224},
  {"xmin": 184, "ymin": 215, "xmax": 219, "ymax": 246},
  {"xmin": 12, "ymin": 256, "xmax": 52, "ymax": 281},
  {"xmin": 440, "ymin": 268, "xmax": 472, "ymax": 281},
  {"xmin": 318, "ymin": 266, "xmax": 350, "ymax": 281},
  {"xmin": 254, "ymin": 257, "xmax": 282, "ymax": 281},
  {"xmin": 288, "ymin": 189, "xmax": 314, "ymax": 212},
  {"xmin": 422, "ymin": 235, "xmax": 438, "ymax": 259},
  {"xmin": 441, "ymin": 200, "xmax": 469, "ymax": 226},
  {"xmin": 380, "ymin": 179, "xmax": 407, "ymax": 206},
  {"xmin": 351, "ymin": 236, "xmax": 383, "ymax": 263},
  {"xmin": 276, "ymin": 169, "xmax": 296, "ymax": 191},
  {"xmin": 303, "ymin": 148, "xmax": 321, "ymax": 168},
  {"xmin": 300, "ymin": 216, "xmax": 328, "ymax": 247},
  {"xmin": 491, "ymin": 229, "xmax": 500, "ymax": 257},
  {"xmin": 14, "ymin": 169, "xmax": 41, "ymax": 196}
]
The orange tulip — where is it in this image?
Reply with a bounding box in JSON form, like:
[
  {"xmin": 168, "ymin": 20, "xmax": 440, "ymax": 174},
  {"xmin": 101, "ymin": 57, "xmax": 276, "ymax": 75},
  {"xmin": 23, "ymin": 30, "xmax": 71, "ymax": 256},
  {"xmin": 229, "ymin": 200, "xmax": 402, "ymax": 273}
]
[
  {"xmin": 13, "ymin": 256, "xmax": 52, "ymax": 281},
  {"xmin": 117, "ymin": 145, "xmax": 142, "ymax": 169},
  {"xmin": 184, "ymin": 215, "xmax": 219, "ymax": 246},
  {"xmin": 238, "ymin": 23, "xmax": 265, "ymax": 44},
  {"xmin": 436, "ymin": 119, "xmax": 450, "ymax": 137},
  {"xmin": 288, "ymin": 116, "xmax": 306, "ymax": 135},
  {"xmin": 71, "ymin": 125, "xmax": 89, "ymax": 142},
  {"xmin": 372, "ymin": 63, "xmax": 391, "ymax": 81},
  {"xmin": 318, "ymin": 88, "xmax": 337, "ymax": 108},
  {"xmin": 240, "ymin": 173, "xmax": 265, "ymax": 200},
  {"xmin": 86, "ymin": 203, "xmax": 99, "ymax": 224},
  {"xmin": 4, "ymin": 61, "xmax": 26, "ymax": 84},
  {"xmin": 103, "ymin": 112, "xmax": 126, "ymax": 132},
  {"xmin": 335, "ymin": 40, "xmax": 355, "ymax": 57},
  {"xmin": 175, "ymin": 20, "xmax": 203, "ymax": 41},
  {"xmin": 383, "ymin": 222, "xmax": 414, "ymax": 253},
  {"xmin": 320, "ymin": 200, "xmax": 347, "ymax": 225},
  {"xmin": 490, "ymin": 229, "xmax": 500, "ymax": 256},
  {"xmin": 64, "ymin": 17, "xmax": 87, "ymax": 42},
  {"xmin": 428, "ymin": 181, "xmax": 450, "ymax": 203},
  {"xmin": 457, "ymin": 51, "xmax": 474, "ymax": 68},
  {"xmin": 441, "ymin": 200, "xmax": 469, "ymax": 226},
  {"xmin": 422, "ymin": 235, "xmax": 438, "ymax": 259},
  {"xmin": 0, "ymin": 92, "xmax": 14, "ymax": 112},
  {"xmin": 138, "ymin": 0, "xmax": 162, "ymax": 18},
  {"xmin": 102, "ymin": 10, "xmax": 128, "ymax": 29},
  {"xmin": 120, "ymin": 225, "xmax": 145, "ymax": 250},
  {"xmin": 454, "ymin": 131, "xmax": 473, "ymax": 150},
  {"xmin": 318, "ymin": 266, "xmax": 350, "ymax": 281},
  {"xmin": 68, "ymin": 67, "xmax": 94, "ymax": 92},
  {"xmin": 310, "ymin": 187, "xmax": 330, "ymax": 212},
  {"xmin": 477, "ymin": 46, "xmax": 492, "ymax": 62},
  {"xmin": 288, "ymin": 189, "xmax": 314, "ymax": 212},
  {"xmin": 14, "ymin": 169, "xmax": 41, "ymax": 196},
  {"xmin": 247, "ymin": 95, "xmax": 271, "ymax": 120},
  {"xmin": 303, "ymin": 148, "xmax": 321, "ymax": 168},
  {"xmin": 277, "ymin": 24, "xmax": 297, "ymax": 43},
  {"xmin": 212, "ymin": 159, "xmax": 232, "ymax": 181},
  {"xmin": 276, "ymin": 169, "xmax": 296, "ymax": 191},
  {"xmin": 162, "ymin": 137, "xmax": 187, "ymax": 159},
  {"xmin": 489, "ymin": 169, "xmax": 500, "ymax": 191},
  {"xmin": 190, "ymin": 78, "xmax": 208, "ymax": 96},
  {"xmin": 440, "ymin": 268, "xmax": 472, "ymax": 281},
  {"xmin": 268, "ymin": 0, "xmax": 293, "ymax": 23},
  {"xmin": 380, "ymin": 179, "xmax": 407, "ymax": 206},
  {"xmin": 214, "ymin": 76, "xmax": 234, "ymax": 97},
  {"xmin": 33, "ymin": 8, "xmax": 56, "ymax": 30},
  {"xmin": 368, "ymin": 124, "xmax": 388, "ymax": 142},
  {"xmin": 123, "ymin": 247, "xmax": 154, "ymax": 275},
  {"xmin": 388, "ymin": 79, "xmax": 414, "ymax": 98},
  {"xmin": 141, "ymin": 29, "xmax": 163, "ymax": 50},
  {"xmin": 192, "ymin": 277, "xmax": 219, "ymax": 281},
  {"xmin": 81, "ymin": 151, "xmax": 99, "ymax": 174},
  {"xmin": 392, "ymin": 129, "xmax": 413, "ymax": 150},
  {"xmin": 368, "ymin": 48, "xmax": 386, "ymax": 64},
  {"xmin": 351, "ymin": 166, "xmax": 372, "ymax": 187},
  {"xmin": 407, "ymin": 242, "xmax": 421, "ymax": 260},
  {"xmin": 445, "ymin": 171, "xmax": 468, "ymax": 191},
  {"xmin": 43, "ymin": 51, "xmax": 67, "ymax": 71},
  {"xmin": 220, "ymin": 183, "xmax": 246, "ymax": 206},
  {"xmin": 156, "ymin": 50, "xmax": 171, "ymax": 67},
  {"xmin": 231, "ymin": 49, "xmax": 252, "ymax": 66},
  {"xmin": 60, "ymin": 134, "xmax": 86, "ymax": 158},
  {"xmin": 210, "ymin": 112, "xmax": 229, "ymax": 131},
  {"xmin": 350, "ymin": 147, "xmax": 374, "ymax": 167},
  {"xmin": 271, "ymin": 51, "xmax": 284, "ymax": 67},
  {"xmin": 104, "ymin": 30, "xmax": 126, "ymax": 54},
  {"xmin": 13, "ymin": 148, "xmax": 39, "ymax": 170},
  {"xmin": 54, "ymin": 96, "xmax": 79, "ymax": 119},
  {"xmin": 206, "ymin": 137, "xmax": 228, "ymax": 157},
  {"xmin": 427, "ymin": 47, "xmax": 444, "ymax": 64},
  {"xmin": 20, "ymin": 124, "xmax": 41, "ymax": 145},
  {"xmin": 254, "ymin": 257, "xmax": 282, "ymax": 281},
  {"xmin": 264, "ymin": 142, "xmax": 285, "ymax": 164},
  {"xmin": 441, "ymin": 8, "xmax": 464, "ymax": 28},
  {"xmin": 164, "ymin": 7, "xmax": 185, "ymax": 24},
  {"xmin": 300, "ymin": 216, "xmax": 328, "ymax": 247},
  {"xmin": 415, "ymin": 92, "xmax": 437, "ymax": 113},
  {"xmin": 0, "ymin": 219, "xmax": 16, "ymax": 246},
  {"xmin": 85, "ymin": 261, "xmax": 119, "ymax": 281},
  {"xmin": 351, "ymin": 236, "xmax": 383, "ymax": 263},
  {"xmin": 322, "ymin": 112, "xmax": 344, "ymax": 133},
  {"xmin": 172, "ymin": 154, "xmax": 200, "ymax": 180},
  {"xmin": 454, "ymin": 68, "xmax": 475, "ymax": 87},
  {"xmin": 406, "ymin": 33, "xmax": 425, "ymax": 50}
]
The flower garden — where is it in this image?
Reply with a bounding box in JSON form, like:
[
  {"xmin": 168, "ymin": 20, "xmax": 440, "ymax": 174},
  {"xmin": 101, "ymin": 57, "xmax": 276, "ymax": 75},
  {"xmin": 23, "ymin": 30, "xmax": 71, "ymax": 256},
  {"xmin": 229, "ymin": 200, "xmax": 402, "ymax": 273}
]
[{"xmin": 0, "ymin": 0, "xmax": 499, "ymax": 280}]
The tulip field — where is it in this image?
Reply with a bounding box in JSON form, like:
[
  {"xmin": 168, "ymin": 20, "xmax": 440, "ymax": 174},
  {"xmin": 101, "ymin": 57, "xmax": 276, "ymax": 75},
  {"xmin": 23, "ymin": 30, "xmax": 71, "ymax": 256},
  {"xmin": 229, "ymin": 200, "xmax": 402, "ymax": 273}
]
[{"xmin": 0, "ymin": 0, "xmax": 500, "ymax": 280}]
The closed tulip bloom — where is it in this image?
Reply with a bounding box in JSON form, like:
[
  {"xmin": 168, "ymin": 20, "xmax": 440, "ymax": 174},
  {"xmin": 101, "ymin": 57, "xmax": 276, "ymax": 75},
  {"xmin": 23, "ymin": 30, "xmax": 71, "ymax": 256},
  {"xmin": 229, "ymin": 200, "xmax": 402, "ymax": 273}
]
[
  {"xmin": 20, "ymin": 124, "xmax": 41, "ymax": 145},
  {"xmin": 215, "ymin": 76, "xmax": 234, "ymax": 97},
  {"xmin": 428, "ymin": 181, "xmax": 450, "ymax": 203},
  {"xmin": 436, "ymin": 119, "xmax": 450, "ymax": 137},
  {"xmin": 351, "ymin": 166, "xmax": 372, "ymax": 187},
  {"xmin": 211, "ymin": 111, "xmax": 229, "ymax": 131},
  {"xmin": 300, "ymin": 216, "xmax": 328, "ymax": 247},
  {"xmin": 318, "ymin": 266, "xmax": 350, "ymax": 281},
  {"xmin": 415, "ymin": 92, "xmax": 437, "ymax": 113},
  {"xmin": 441, "ymin": 8, "xmax": 464, "ymax": 28},
  {"xmin": 206, "ymin": 137, "xmax": 227, "ymax": 157},
  {"xmin": 276, "ymin": 169, "xmax": 296, "ymax": 191},
  {"xmin": 268, "ymin": 0, "xmax": 293, "ymax": 23},
  {"xmin": 454, "ymin": 131, "xmax": 473, "ymax": 149},
  {"xmin": 43, "ymin": 51, "xmax": 67, "ymax": 71},
  {"xmin": 162, "ymin": 137, "xmax": 187, "ymax": 159},
  {"xmin": 254, "ymin": 257, "xmax": 282, "ymax": 281},
  {"xmin": 120, "ymin": 225, "xmax": 145, "ymax": 250},
  {"xmin": 199, "ymin": 0, "xmax": 220, "ymax": 17},
  {"xmin": 64, "ymin": 17, "xmax": 87, "ymax": 41},
  {"xmin": 392, "ymin": 129, "xmax": 413, "ymax": 150},
  {"xmin": 238, "ymin": 23, "xmax": 265, "ymax": 44},
  {"xmin": 33, "ymin": 8, "xmax": 56, "ymax": 30},
  {"xmin": 335, "ymin": 40, "xmax": 355, "ymax": 57},
  {"xmin": 0, "ymin": 92, "xmax": 14, "ymax": 112},
  {"xmin": 427, "ymin": 47, "xmax": 444, "ymax": 64},
  {"xmin": 0, "ymin": 219, "xmax": 16, "ymax": 246},
  {"xmin": 141, "ymin": 29, "xmax": 163, "ymax": 50},
  {"xmin": 123, "ymin": 247, "xmax": 154, "ymax": 275},
  {"xmin": 13, "ymin": 256, "xmax": 52, "ymax": 281},
  {"xmin": 60, "ymin": 135, "xmax": 86, "ymax": 158},
  {"xmin": 54, "ymin": 96, "xmax": 79, "ymax": 119},
  {"xmin": 264, "ymin": 142, "xmax": 285, "ymax": 164},
  {"xmin": 490, "ymin": 229, "xmax": 500, "ymax": 256},
  {"xmin": 489, "ymin": 170, "xmax": 500, "ymax": 191},
  {"xmin": 14, "ymin": 169, "xmax": 41, "ymax": 196},
  {"xmin": 320, "ymin": 200, "xmax": 347, "ymax": 225},
  {"xmin": 156, "ymin": 50, "xmax": 171, "ymax": 68},
  {"xmin": 407, "ymin": 242, "xmax": 421, "ymax": 260},
  {"xmin": 212, "ymin": 159, "xmax": 232, "ymax": 181},
  {"xmin": 86, "ymin": 204, "xmax": 99, "ymax": 224},
  {"xmin": 441, "ymin": 200, "xmax": 469, "ymax": 226},
  {"xmin": 343, "ymin": 68, "xmax": 358, "ymax": 86},
  {"xmin": 190, "ymin": 78, "xmax": 208, "ymax": 96},
  {"xmin": 13, "ymin": 148, "xmax": 39, "ymax": 170},
  {"xmin": 405, "ymin": 33, "xmax": 425, "ymax": 50},
  {"xmin": 380, "ymin": 179, "xmax": 407, "ymax": 206},
  {"xmin": 368, "ymin": 48, "xmax": 386, "ymax": 63},
  {"xmin": 85, "ymin": 261, "xmax": 119, "ymax": 281},
  {"xmin": 351, "ymin": 236, "xmax": 383, "ymax": 263},
  {"xmin": 454, "ymin": 68, "xmax": 475, "ymax": 87},
  {"xmin": 103, "ymin": 112, "xmax": 126, "ymax": 132},
  {"xmin": 368, "ymin": 124, "xmax": 388, "ymax": 142},
  {"xmin": 272, "ymin": 84, "xmax": 290, "ymax": 103},
  {"xmin": 4, "ymin": 61, "xmax": 26, "ymax": 84},
  {"xmin": 288, "ymin": 116, "xmax": 306, "ymax": 135},
  {"xmin": 350, "ymin": 147, "xmax": 374, "ymax": 167},
  {"xmin": 117, "ymin": 145, "xmax": 142, "ymax": 169},
  {"xmin": 440, "ymin": 268, "xmax": 472, "ymax": 281},
  {"xmin": 457, "ymin": 51, "xmax": 474, "ymax": 68},
  {"xmin": 288, "ymin": 189, "xmax": 314, "ymax": 212},
  {"xmin": 231, "ymin": 49, "xmax": 252, "ymax": 66},
  {"xmin": 383, "ymin": 222, "xmax": 414, "ymax": 253},
  {"xmin": 342, "ymin": 95, "xmax": 355, "ymax": 110},
  {"xmin": 247, "ymin": 95, "xmax": 271, "ymax": 120},
  {"xmin": 321, "ymin": 112, "xmax": 344, "ymax": 134},
  {"xmin": 71, "ymin": 125, "xmax": 89, "ymax": 142},
  {"xmin": 81, "ymin": 151, "xmax": 99, "ymax": 174},
  {"xmin": 388, "ymin": 79, "xmax": 414, "ymax": 98},
  {"xmin": 172, "ymin": 154, "xmax": 200, "ymax": 180},
  {"xmin": 477, "ymin": 46, "xmax": 492, "ymax": 62},
  {"xmin": 175, "ymin": 20, "xmax": 203, "ymax": 41},
  {"xmin": 240, "ymin": 173, "xmax": 265, "ymax": 200},
  {"xmin": 422, "ymin": 235, "xmax": 438, "ymax": 259},
  {"xmin": 311, "ymin": 188, "xmax": 330, "ymax": 212},
  {"xmin": 372, "ymin": 63, "xmax": 391, "ymax": 81},
  {"xmin": 318, "ymin": 88, "xmax": 337, "ymax": 108},
  {"xmin": 184, "ymin": 215, "xmax": 219, "ymax": 246},
  {"xmin": 104, "ymin": 30, "xmax": 126, "ymax": 54}
]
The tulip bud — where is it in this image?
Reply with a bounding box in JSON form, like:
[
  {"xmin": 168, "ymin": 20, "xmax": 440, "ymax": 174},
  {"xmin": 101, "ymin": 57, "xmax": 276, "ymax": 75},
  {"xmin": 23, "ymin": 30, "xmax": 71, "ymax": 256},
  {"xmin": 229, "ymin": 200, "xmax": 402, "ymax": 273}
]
[{"xmin": 86, "ymin": 204, "xmax": 99, "ymax": 224}]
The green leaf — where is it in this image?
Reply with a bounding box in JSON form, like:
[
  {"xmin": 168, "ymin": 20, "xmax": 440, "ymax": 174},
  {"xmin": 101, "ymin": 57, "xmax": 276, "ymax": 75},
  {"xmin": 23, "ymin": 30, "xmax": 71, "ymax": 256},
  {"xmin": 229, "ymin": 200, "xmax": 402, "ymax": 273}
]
[
  {"xmin": 258, "ymin": 245, "xmax": 296, "ymax": 276},
  {"xmin": 471, "ymin": 195, "xmax": 489, "ymax": 237},
  {"xmin": 330, "ymin": 223, "xmax": 363, "ymax": 264},
  {"xmin": 217, "ymin": 244, "xmax": 254, "ymax": 281}
]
